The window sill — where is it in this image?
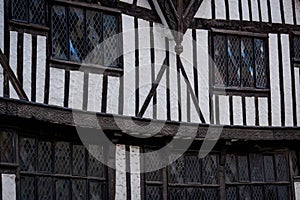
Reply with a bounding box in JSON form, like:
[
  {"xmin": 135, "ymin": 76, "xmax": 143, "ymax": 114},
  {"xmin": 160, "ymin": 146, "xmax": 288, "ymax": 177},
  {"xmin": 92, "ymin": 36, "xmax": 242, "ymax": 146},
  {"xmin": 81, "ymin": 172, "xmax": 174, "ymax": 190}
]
[
  {"xmin": 212, "ymin": 86, "xmax": 270, "ymax": 97},
  {"xmin": 50, "ymin": 58, "xmax": 123, "ymax": 77}
]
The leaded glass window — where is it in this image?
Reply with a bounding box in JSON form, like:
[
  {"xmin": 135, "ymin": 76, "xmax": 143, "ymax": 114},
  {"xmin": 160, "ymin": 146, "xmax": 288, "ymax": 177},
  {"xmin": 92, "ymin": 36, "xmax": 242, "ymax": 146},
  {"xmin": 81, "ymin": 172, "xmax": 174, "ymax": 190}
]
[
  {"xmin": 0, "ymin": 130, "xmax": 15, "ymax": 163},
  {"xmin": 51, "ymin": 5, "xmax": 120, "ymax": 66},
  {"xmin": 19, "ymin": 136, "xmax": 108, "ymax": 200},
  {"xmin": 213, "ymin": 34, "xmax": 268, "ymax": 89}
]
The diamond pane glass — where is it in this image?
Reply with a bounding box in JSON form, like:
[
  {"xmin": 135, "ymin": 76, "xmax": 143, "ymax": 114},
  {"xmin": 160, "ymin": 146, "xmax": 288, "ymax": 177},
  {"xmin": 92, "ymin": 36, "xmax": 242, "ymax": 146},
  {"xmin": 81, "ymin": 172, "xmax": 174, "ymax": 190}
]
[
  {"xmin": 254, "ymin": 39, "xmax": 267, "ymax": 88},
  {"xmin": 275, "ymin": 153, "xmax": 289, "ymax": 181},
  {"xmin": 20, "ymin": 137, "xmax": 36, "ymax": 172},
  {"xmin": 56, "ymin": 179, "xmax": 70, "ymax": 199},
  {"xmin": 52, "ymin": 6, "xmax": 68, "ymax": 60},
  {"xmin": 55, "ymin": 142, "xmax": 71, "ymax": 174},
  {"xmin": 264, "ymin": 155, "xmax": 275, "ymax": 181},
  {"xmin": 202, "ymin": 188, "xmax": 218, "ymax": 200},
  {"xmin": 249, "ymin": 154, "xmax": 264, "ymax": 182},
  {"xmin": 29, "ymin": 0, "xmax": 46, "ymax": 25},
  {"xmin": 168, "ymin": 187, "xmax": 186, "ymax": 200},
  {"xmin": 20, "ymin": 176, "xmax": 35, "ymax": 200},
  {"xmin": 228, "ymin": 36, "xmax": 241, "ymax": 86},
  {"xmin": 72, "ymin": 145, "xmax": 86, "ymax": 176},
  {"xmin": 168, "ymin": 155, "xmax": 185, "ymax": 183},
  {"xmin": 277, "ymin": 186, "xmax": 289, "ymax": 200},
  {"xmin": 85, "ymin": 11, "xmax": 103, "ymax": 65},
  {"xmin": 38, "ymin": 177, "xmax": 53, "ymax": 200},
  {"xmin": 146, "ymin": 186, "xmax": 163, "ymax": 200},
  {"xmin": 225, "ymin": 154, "xmax": 238, "ymax": 183},
  {"xmin": 69, "ymin": 8, "xmax": 86, "ymax": 62},
  {"xmin": 72, "ymin": 179, "xmax": 87, "ymax": 199},
  {"xmin": 103, "ymin": 14, "xmax": 119, "ymax": 66},
  {"xmin": 290, "ymin": 151, "xmax": 299, "ymax": 176},
  {"xmin": 265, "ymin": 185, "xmax": 277, "ymax": 200},
  {"xmin": 226, "ymin": 187, "xmax": 238, "ymax": 200},
  {"xmin": 241, "ymin": 37, "xmax": 254, "ymax": 87},
  {"xmin": 186, "ymin": 188, "xmax": 202, "ymax": 200},
  {"xmin": 145, "ymin": 151, "xmax": 163, "ymax": 182},
  {"xmin": 89, "ymin": 181, "xmax": 106, "ymax": 200},
  {"xmin": 185, "ymin": 155, "xmax": 201, "ymax": 183},
  {"xmin": 0, "ymin": 130, "xmax": 14, "ymax": 163},
  {"xmin": 88, "ymin": 145, "xmax": 105, "ymax": 178},
  {"xmin": 252, "ymin": 186, "xmax": 263, "ymax": 200},
  {"xmin": 11, "ymin": 0, "xmax": 27, "ymax": 22},
  {"xmin": 237, "ymin": 155, "xmax": 249, "ymax": 182},
  {"xmin": 239, "ymin": 185, "xmax": 251, "ymax": 199},
  {"xmin": 294, "ymin": 36, "xmax": 300, "ymax": 59},
  {"xmin": 38, "ymin": 141, "xmax": 52, "ymax": 173},
  {"xmin": 214, "ymin": 35, "xmax": 227, "ymax": 86},
  {"xmin": 202, "ymin": 154, "xmax": 219, "ymax": 184}
]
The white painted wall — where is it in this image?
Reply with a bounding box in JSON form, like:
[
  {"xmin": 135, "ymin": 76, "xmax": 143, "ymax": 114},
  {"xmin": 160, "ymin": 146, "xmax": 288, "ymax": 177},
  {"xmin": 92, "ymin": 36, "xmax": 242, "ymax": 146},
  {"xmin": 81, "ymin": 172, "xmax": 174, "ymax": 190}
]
[
  {"xmin": 36, "ymin": 35, "xmax": 46, "ymax": 103},
  {"xmin": 233, "ymin": 96, "xmax": 243, "ymax": 125},
  {"xmin": 284, "ymin": 0, "xmax": 294, "ymax": 24},
  {"xmin": 270, "ymin": 0, "xmax": 282, "ymax": 23},
  {"xmin": 115, "ymin": 144, "xmax": 127, "ymax": 200},
  {"xmin": 260, "ymin": 0, "xmax": 269, "ymax": 22},
  {"xmin": 215, "ymin": 0, "xmax": 226, "ymax": 19},
  {"xmin": 49, "ymin": 68, "xmax": 64, "ymax": 107},
  {"xmin": 107, "ymin": 76, "xmax": 120, "ymax": 114},
  {"xmin": 241, "ymin": 0, "xmax": 250, "ymax": 21},
  {"xmin": 258, "ymin": 97, "xmax": 268, "ymax": 126},
  {"xmin": 87, "ymin": 73, "xmax": 102, "ymax": 112},
  {"xmin": 229, "ymin": 0, "xmax": 239, "ymax": 20},
  {"xmin": 169, "ymin": 39, "xmax": 179, "ymax": 121},
  {"xmin": 195, "ymin": 0, "xmax": 212, "ymax": 19},
  {"xmin": 23, "ymin": 33, "xmax": 32, "ymax": 100},
  {"xmin": 136, "ymin": 0, "xmax": 151, "ymax": 10},
  {"xmin": 69, "ymin": 71, "xmax": 84, "ymax": 110},
  {"xmin": 219, "ymin": 95, "xmax": 230, "ymax": 125},
  {"xmin": 295, "ymin": 68, "xmax": 300, "ymax": 125},
  {"xmin": 9, "ymin": 31, "xmax": 18, "ymax": 99},
  {"xmin": 2, "ymin": 174, "xmax": 16, "ymax": 200},
  {"xmin": 251, "ymin": 0, "xmax": 260, "ymax": 21},
  {"xmin": 130, "ymin": 146, "xmax": 141, "ymax": 200},
  {"xmin": 246, "ymin": 97, "xmax": 255, "ymax": 126}
]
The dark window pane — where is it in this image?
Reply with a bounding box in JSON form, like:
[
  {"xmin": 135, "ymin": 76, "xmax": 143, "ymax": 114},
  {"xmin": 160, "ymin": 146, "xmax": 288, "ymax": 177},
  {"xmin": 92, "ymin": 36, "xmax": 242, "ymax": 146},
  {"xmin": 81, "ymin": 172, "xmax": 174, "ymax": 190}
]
[
  {"xmin": 251, "ymin": 186, "xmax": 263, "ymax": 200},
  {"xmin": 103, "ymin": 14, "xmax": 119, "ymax": 66},
  {"xmin": 72, "ymin": 179, "xmax": 87, "ymax": 199},
  {"xmin": 214, "ymin": 35, "xmax": 227, "ymax": 86},
  {"xmin": 89, "ymin": 181, "xmax": 106, "ymax": 200},
  {"xmin": 290, "ymin": 151, "xmax": 299, "ymax": 176},
  {"xmin": 185, "ymin": 155, "xmax": 201, "ymax": 183},
  {"xmin": 56, "ymin": 179, "xmax": 70, "ymax": 200},
  {"xmin": 228, "ymin": 36, "xmax": 241, "ymax": 87},
  {"xmin": 249, "ymin": 154, "xmax": 264, "ymax": 182},
  {"xmin": 186, "ymin": 188, "xmax": 202, "ymax": 200},
  {"xmin": 202, "ymin": 154, "xmax": 219, "ymax": 184},
  {"xmin": 226, "ymin": 187, "xmax": 238, "ymax": 200},
  {"xmin": 38, "ymin": 141, "xmax": 52, "ymax": 173},
  {"xmin": 86, "ymin": 11, "xmax": 103, "ymax": 65},
  {"xmin": 88, "ymin": 145, "xmax": 105, "ymax": 177},
  {"xmin": 52, "ymin": 6, "xmax": 68, "ymax": 60},
  {"xmin": 168, "ymin": 155, "xmax": 185, "ymax": 183},
  {"xmin": 241, "ymin": 37, "xmax": 254, "ymax": 87},
  {"xmin": 55, "ymin": 142, "xmax": 71, "ymax": 174},
  {"xmin": 265, "ymin": 185, "xmax": 278, "ymax": 200},
  {"xmin": 277, "ymin": 186, "xmax": 289, "ymax": 200},
  {"xmin": 38, "ymin": 177, "xmax": 53, "ymax": 200},
  {"xmin": 264, "ymin": 155, "xmax": 275, "ymax": 181},
  {"xmin": 239, "ymin": 185, "xmax": 251, "ymax": 199},
  {"xmin": 168, "ymin": 187, "xmax": 185, "ymax": 200},
  {"xmin": 293, "ymin": 36, "xmax": 300, "ymax": 59},
  {"xmin": 0, "ymin": 130, "xmax": 15, "ymax": 163},
  {"xmin": 146, "ymin": 186, "xmax": 163, "ymax": 200},
  {"xmin": 145, "ymin": 151, "xmax": 163, "ymax": 182},
  {"xmin": 72, "ymin": 145, "xmax": 86, "ymax": 176},
  {"xmin": 11, "ymin": 0, "xmax": 27, "ymax": 22},
  {"xmin": 29, "ymin": 0, "xmax": 46, "ymax": 25},
  {"xmin": 20, "ymin": 137, "xmax": 36, "ymax": 172},
  {"xmin": 20, "ymin": 176, "xmax": 35, "ymax": 200},
  {"xmin": 202, "ymin": 188, "xmax": 218, "ymax": 200},
  {"xmin": 275, "ymin": 153, "xmax": 289, "ymax": 181},
  {"xmin": 237, "ymin": 155, "xmax": 249, "ymax": 182},
  {"xmin": 225, "ymin": 154, "xmax": 238, "ymax": 183},
  {"xmin": 254, "ymin": 39, "xmax": 267, "ymax": 88},
  {"xmin": 69, "ymin": 8, "xmax": 86, "ymax": 62}
]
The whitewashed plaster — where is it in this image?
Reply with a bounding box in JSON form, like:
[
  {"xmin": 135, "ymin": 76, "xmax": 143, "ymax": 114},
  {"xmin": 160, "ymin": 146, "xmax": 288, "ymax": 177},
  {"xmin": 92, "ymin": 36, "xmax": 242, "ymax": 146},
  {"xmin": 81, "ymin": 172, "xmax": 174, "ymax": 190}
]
[
  {"xmin": 2, "ymin": 174, "xmax": 16, "ymax": 200},
  {"xmin": 130, "ymin": 146, "xmax": 141, "ymax": 200},
  {"xmin": 115, "ymin": 144, "xmax": 127, "ymax": 200}
]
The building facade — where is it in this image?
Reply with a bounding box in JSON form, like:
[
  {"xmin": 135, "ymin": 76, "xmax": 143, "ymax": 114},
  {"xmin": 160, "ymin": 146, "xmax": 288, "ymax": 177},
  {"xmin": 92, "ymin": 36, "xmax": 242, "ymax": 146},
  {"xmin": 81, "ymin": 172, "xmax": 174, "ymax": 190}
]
[{"xmin": 0, "ymin": 0, "xmax": 300, "ymax": 199}]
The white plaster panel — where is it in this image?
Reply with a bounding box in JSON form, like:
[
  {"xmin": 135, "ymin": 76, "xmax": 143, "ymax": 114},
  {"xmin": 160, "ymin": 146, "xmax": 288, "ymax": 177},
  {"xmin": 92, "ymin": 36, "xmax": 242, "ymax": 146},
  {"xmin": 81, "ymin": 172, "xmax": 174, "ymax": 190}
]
[
  {"xmin": 260, "ymin": 0, "xmax": 269, "ymax": 22},
  {"xmin": 296, "ymin": 0, "xmax": 300, "ymax": 25},
  {"xmin": 137, "ymin": 0, "xmax": 151, "ymax": 9},
  {"xmin": 23, "ymin": 33, "xmax": 32, "ymax": 100},
  {"xmin": 219, "ymin": 95, "xmax": 230, "ymax": 125},
  {"xmin": 212, "ymin": 95, "xmax": 216, "ymax": 124},
  {"xmin": 251, "ymin": 0, "xmax": 260, "ymax": 21},
  {"xmin": 281, "ymin": 34, "xmax": 293, "ymax": 126},
  {"xmin": 107, "ymin": 76, "xmax": 120, "ymax": 114},
  {"xmin": 215, "ymin": 0, "xmax": 226, "ymax": 20},
  {"xmin": 138, "ymin": 19, "xmax": 152, "ymax": 118},
  {"xmin": 0, "ymin": 65, "xmax": 2, "ymax": 97},
  {"xmin": 9, "ymin": 31, "xmax": 18, "ymax": 99},
  {"xmin": 36, "ymin": 35, "xmax": 46, "ymax": 103},
  {"xmin": 197, "ymin": 29, "xmax": 210, "ymax": 124},
  {"xmin": 69, "ymin": 71, "xmax": 84, "ymax": 110},
  {"xmin": 241, "ymin": 0, "xmax": 250, "ymax": 21},
  {"xmin": 49, "ymin": 68, "xmax": 64, "ymax": 107},
  {"xmin": 269, "ymin": 34, "xmax": 281, "ymax": 126},
  {"xmin": 169, "ymin": 39, "xmax": 179, "ymax": 121},
  {"xmin": 2, "ymin": 174, "xmax": 16, "ymax": 200},
  {"xmin": 154, "ymin": 23, "xmax": 167, "ymax": 120},
  {"xmin": 283, "ymin": 0, "xmax": 294, "ymax": 24},
  {"xmin": 120, "ymin": 0, "xmax": 133, "ymax": 4},
  {"xmin": 180, "ymin": 71, "xmax": 188, "ymax": 122},
  {"xmin": 0, "ymin": 0, "xmax": 4, "ymax": 51},
  {"xmin": 295, "ymin": 68, "xmax": 300, "ymax": 125},
  {"xmin": 258, "ymin": 97, "xmax": 268, "ymax": 126},
  {"xmin": 270, "ymin": 0, "xmax": 282, "ymax": 23},
  {"xmin": 122, "ymin": 14, "xmax": 136, "ymax": 116},
  {"xmin": 87, "ymin": 73, "xmax": 102, "ymax": 113},
  {"xmin": 233, "ymin": 96, "xmax": 243, "ymax": 125},
  {"xmin": 195, "ymin": 0, "xmax": 212, "ymax": 19},
  {"xmin": 229, "ymin": 0, "xmax": 240, "ymax": 20},
  {"xmin": 246, "ymin": 97, "xmax": 255, "ymax": 126},
  {"xmin": 130, "ymin": 146, "xmax": 141, "ymax": 200},
  {"xmin": 115, "ymin": 144, "xmax": 127, "ymax": 200}
]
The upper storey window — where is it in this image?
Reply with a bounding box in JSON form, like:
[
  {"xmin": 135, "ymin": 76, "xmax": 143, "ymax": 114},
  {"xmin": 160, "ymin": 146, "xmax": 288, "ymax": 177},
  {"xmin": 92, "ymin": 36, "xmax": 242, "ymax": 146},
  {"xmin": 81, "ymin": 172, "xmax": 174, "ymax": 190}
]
[
  {"xmin": 213, "ymin": 33, "xmax": 268, "ymax": 90},
  {"xmin": 293, "ymin": 36, "xmax": 300, "ymax": 61}
]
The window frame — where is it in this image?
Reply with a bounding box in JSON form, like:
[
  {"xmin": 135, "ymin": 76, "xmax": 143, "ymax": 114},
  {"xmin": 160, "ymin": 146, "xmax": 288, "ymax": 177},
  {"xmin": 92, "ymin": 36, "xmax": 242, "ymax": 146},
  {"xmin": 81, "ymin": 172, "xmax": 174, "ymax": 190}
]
[
  {"xmin": 291, "ymin": 31, "xmax": 300, "ymax": 68},
  {"xmin": 210, "ymin": 29, "xmax": 270, "ymax": 96}
]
